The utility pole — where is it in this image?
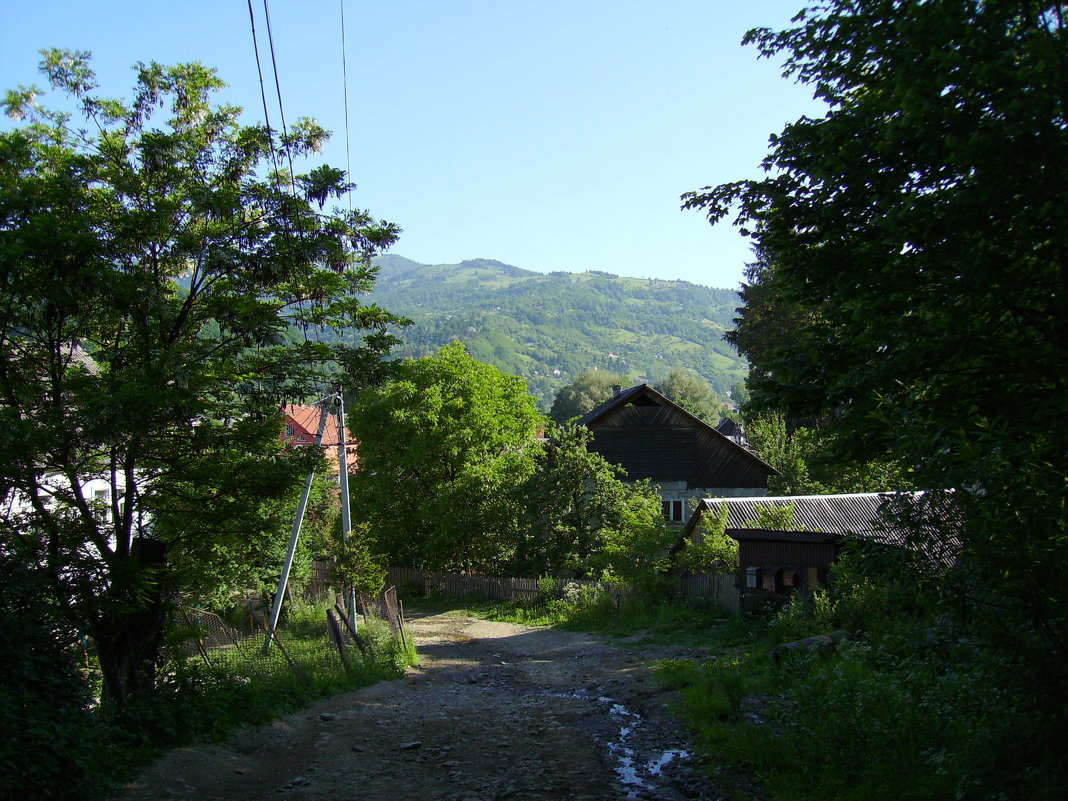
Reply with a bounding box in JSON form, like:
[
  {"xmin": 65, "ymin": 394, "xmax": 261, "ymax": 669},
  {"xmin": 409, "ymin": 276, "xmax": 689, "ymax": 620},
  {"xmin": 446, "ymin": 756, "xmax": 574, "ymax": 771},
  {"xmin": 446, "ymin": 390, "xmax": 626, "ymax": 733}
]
[
  {"xmin": 334, "ymin": 392, "xmax": 357, "ymax": 620},
  {"xmin": 263, "ymin": 398, "xmax": 332, "ymax": 654}
]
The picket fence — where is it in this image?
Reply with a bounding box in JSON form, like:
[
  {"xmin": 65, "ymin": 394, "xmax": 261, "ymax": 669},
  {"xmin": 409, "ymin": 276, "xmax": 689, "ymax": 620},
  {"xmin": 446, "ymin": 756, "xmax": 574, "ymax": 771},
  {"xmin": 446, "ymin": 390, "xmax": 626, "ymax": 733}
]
[{"xmin": 386, "ymin": 566, "xmax": 739, "ymax": 614}]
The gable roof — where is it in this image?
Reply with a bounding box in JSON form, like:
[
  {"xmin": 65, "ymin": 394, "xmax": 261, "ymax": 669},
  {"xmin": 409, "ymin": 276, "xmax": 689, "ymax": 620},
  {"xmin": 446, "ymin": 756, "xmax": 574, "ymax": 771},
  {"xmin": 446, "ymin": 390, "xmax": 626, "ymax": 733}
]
[
  {"xmin": 575, "ymin": 383, "xmax": 778, "ymax": 478},
  {"xmin": 574, "ymin": 383, "xmax": 648, "ymax": 426},
  {"xmin": 715, "ymin": 417, "xmax": 743, "ymax": 437},
  {"xmin": 280, "ymin": 404, "xmax": 353, "ymax": 450}
]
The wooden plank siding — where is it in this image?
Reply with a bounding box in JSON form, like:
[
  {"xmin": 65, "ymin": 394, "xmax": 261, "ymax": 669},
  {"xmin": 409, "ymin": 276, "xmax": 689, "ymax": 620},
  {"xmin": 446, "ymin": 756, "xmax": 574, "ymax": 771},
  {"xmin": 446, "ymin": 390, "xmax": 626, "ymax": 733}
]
[{"xmin": 583, "ymin": 386, "xmax": 776, "ymax": 489}]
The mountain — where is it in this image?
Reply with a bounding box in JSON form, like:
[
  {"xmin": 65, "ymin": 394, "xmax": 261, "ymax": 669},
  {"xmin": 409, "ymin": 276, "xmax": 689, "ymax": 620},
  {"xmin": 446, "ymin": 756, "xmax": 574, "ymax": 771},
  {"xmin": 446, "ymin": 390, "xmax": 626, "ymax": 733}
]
[{"xmin": 365, "ymin": 254, "xmax": 747, "ymax": 409}]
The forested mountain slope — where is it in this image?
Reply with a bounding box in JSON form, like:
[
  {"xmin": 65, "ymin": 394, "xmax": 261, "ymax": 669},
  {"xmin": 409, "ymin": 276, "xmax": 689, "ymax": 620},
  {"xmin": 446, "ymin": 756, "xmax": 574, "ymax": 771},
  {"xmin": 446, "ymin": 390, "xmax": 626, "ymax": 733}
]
[{"xmin": 366, "ymin": 254, "xmax": 747, "ymax": 407}]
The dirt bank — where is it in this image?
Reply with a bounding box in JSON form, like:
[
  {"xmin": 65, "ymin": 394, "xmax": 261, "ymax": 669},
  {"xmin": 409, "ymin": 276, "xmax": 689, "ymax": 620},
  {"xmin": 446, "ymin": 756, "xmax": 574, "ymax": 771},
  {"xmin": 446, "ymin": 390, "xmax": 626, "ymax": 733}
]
[{"xmin": 116, "ymin": 610, "xmax": 728, "ymax": 801}]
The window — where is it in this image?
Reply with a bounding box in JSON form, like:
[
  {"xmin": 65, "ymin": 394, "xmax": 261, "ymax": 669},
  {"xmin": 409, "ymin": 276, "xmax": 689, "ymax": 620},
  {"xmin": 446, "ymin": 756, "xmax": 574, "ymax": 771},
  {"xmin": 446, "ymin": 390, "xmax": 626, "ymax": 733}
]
[
  {"xmin": 284, "ymin": 424, "xmax": 295, "ymax": 438},
  {"xmin": 661, "ymin": 499, "xmax": 684, "ymax": 522},
  {"xmin": 745, "ymin": 566, "xmax": 760, "ymax": 589},
  {"xmin": 807, "ymin": 566, "xmax": 821, "ymax": 587}
]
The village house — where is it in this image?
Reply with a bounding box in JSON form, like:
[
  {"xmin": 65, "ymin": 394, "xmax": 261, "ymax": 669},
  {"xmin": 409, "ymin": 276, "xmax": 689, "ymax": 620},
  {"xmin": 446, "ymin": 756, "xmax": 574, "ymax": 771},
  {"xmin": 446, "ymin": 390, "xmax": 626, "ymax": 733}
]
[
  {"xmin": 574, "ymin": 384, "xmax": 778, "ymax": 523},
  {"xmin": 279, "ymin": 404, "xmax": 358, "ymax": 478}
]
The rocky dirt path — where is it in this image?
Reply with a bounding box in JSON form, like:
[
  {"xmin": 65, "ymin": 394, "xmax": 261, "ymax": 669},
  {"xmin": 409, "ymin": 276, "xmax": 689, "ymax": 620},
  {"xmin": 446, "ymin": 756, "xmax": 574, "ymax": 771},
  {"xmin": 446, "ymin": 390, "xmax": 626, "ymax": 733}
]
[{"xmin": 117, "ymin": 610, "xmax": 725, "ymax": 801}]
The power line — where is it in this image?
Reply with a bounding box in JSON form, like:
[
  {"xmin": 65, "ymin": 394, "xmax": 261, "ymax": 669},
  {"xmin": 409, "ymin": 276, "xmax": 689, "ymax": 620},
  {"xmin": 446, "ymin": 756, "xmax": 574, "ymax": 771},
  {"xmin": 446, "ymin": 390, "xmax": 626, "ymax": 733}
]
[
  {"xmin": 262, "ymin": 0, "xmax": 297, "ymax": 194},
  {"xmin": 340, "ymin": 0, "xmax": 353, "ymax": 213},
  {"xmin": 246, "ymin": 0, "xmax": 281, "ymax": 180}
]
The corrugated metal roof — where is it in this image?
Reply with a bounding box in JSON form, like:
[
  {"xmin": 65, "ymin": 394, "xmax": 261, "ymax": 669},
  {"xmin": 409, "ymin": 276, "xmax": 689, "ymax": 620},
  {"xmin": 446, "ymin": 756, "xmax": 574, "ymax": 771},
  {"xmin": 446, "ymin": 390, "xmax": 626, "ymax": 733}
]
[
  {"xmin": 65, "ymin": 343, "xmax": 100, "ymax": 376},
  {"xmin": 687, "ymin": 492, "xmax": 902, "ymax": 535},
  {"xmin": 685, "ymin": 491, "xmax": 960, "ymax": 564}
]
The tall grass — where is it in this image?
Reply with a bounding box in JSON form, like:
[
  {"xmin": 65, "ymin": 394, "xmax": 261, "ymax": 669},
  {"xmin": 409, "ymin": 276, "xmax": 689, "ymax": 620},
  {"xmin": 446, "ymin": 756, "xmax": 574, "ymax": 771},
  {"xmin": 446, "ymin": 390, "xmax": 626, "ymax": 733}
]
[{"xmin": 449, "ymin": 579, "xmax": 734, "ymax": 644}]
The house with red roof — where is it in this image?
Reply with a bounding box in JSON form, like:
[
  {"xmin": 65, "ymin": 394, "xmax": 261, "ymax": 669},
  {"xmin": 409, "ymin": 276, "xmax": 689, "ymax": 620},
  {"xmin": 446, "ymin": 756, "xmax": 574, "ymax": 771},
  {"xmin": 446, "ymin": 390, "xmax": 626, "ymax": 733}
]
[{"xmin": 279, "ymin": 404, "xmax": 357, "ymax": 475}]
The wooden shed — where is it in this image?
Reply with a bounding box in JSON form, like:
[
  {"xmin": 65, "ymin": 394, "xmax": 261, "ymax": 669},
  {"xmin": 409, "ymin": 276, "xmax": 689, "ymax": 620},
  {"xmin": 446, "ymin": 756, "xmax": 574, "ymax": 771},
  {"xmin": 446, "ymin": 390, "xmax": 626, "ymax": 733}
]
[{"xmin": 728, "ymin": 528, "xmax": 841, "ymax": 607}]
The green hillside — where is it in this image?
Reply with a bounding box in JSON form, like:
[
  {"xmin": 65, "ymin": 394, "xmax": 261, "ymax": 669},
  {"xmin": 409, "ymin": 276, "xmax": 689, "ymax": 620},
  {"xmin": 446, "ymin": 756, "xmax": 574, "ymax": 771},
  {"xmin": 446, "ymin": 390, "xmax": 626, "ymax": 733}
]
[{"xmin": 367, "ymin": 254, "xmax": 747, "ymax": 408}]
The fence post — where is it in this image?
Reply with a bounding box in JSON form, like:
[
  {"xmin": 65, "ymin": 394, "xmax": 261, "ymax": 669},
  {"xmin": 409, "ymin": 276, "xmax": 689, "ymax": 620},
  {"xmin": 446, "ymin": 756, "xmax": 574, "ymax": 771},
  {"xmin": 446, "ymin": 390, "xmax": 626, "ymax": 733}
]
[
  {"xmin": 326, "ymin": 609, "xmax": 352, "ymax": 671},
  {"xmin": 334, "ymin": 603, "xmax": 368, "ymax": 657}
]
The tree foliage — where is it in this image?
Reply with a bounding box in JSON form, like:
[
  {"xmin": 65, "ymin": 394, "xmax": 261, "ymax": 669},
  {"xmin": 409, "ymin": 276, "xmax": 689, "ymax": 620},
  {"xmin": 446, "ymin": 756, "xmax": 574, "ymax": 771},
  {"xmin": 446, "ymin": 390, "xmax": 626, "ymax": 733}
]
[
  {"xmin": 684, "ymin": 2, "xmax": 1067, "ymax": 791},
  {"xmin": 331, "ymin": 523, "xmax": 387, "ymax": 599},
  {"xmin": 350, "ymin": 357, "xmax": 675, "ymax": 585},
  {"xmin": 674, "ymin": 505, "xmax": 735, "ymax": 574},
  {"xmin": 515, "ymin": 422, "xmax": 673, "ymax": 583},
  {"xmin": 0, "ymin": 52, "xmax": 400, "ymax": 704},
  {"xmin": 349, "ymin": 342, "xmax": 542, "ymax": 573},
  {"xmin": 653, "ymin": 368, "xmax": 725, "ymax": 424},
  {"xmin": 549, "ymin": 368, "xmax": 627, "ymax": 423},
  {"xmin": 745, "ymin": 412, "xmax": 907, "ymax": 495}
]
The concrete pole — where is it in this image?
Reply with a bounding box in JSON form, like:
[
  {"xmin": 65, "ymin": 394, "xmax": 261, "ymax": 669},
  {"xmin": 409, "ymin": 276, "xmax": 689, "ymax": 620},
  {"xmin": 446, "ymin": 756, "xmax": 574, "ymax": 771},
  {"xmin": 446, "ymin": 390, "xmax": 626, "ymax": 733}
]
[
  {"xmin": 334, "ymin": 393, "xmax": 357, "ymax": 620},
  {"xmin": 263, "ymin": 401, "xmax": 332, "ymax": 654}
]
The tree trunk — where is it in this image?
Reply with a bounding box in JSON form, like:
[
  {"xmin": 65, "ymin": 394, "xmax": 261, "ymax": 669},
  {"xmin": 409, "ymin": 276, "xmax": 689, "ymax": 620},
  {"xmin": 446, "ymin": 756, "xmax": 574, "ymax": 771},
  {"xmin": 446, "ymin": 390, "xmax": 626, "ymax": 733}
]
[{"xmin": 93, "ymin": 538, "xmax": 168, "ymax": 706}]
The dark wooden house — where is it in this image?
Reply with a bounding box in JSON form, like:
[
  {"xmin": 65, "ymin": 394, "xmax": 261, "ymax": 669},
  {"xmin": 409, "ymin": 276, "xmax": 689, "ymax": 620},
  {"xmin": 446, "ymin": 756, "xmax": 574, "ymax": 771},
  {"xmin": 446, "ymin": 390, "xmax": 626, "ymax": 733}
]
[
  {"xmin": 727, "ymin": 528, "xmax": 841, "ymax": 607},
  {"xmin": 681, "ymin": 491, "xmax": 957, "ymax": 607},
  {"xmin": 575, "ymin": 384, "xmax": 777, "ymax": 522}
]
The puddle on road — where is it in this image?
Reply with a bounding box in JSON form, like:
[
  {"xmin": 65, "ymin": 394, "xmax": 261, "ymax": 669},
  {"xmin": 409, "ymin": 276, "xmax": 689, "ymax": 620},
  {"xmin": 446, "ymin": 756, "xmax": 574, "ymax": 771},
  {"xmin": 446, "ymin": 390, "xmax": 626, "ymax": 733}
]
[{"xmin": 544, "ymin": 690, "xmax": 690, "ymax": 798}]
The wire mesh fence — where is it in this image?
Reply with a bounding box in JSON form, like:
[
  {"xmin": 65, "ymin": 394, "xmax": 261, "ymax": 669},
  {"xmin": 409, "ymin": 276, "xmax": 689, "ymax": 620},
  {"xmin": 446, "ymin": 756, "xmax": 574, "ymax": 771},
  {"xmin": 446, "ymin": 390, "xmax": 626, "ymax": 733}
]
[
  {"xmin": 173, "ymin": 605, "xmax": 294, "ymax": 674},
  {"xmin": 168, "ymin": 588, "xmax": 406, "ymax": 679}
]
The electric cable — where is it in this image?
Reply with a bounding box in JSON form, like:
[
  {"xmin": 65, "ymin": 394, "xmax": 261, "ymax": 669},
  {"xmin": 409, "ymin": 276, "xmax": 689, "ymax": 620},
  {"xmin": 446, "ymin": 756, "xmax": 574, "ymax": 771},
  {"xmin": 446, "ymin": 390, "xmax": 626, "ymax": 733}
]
[
  {"xmin": 340, "ymin": 0, "xmax": 353, "ymax": 213},
  {"xmin": 262, "ymin": 0, "xmax": 297, "ymax": 195},
  {"xmin": 246, "ymin": 0, "xmax": 281, "ymax": 180}
]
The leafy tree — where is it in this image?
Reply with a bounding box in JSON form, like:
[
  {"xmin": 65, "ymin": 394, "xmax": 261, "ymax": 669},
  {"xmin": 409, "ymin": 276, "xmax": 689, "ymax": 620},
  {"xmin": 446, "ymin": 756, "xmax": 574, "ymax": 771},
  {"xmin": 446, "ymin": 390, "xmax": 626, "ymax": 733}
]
[
  {"xmin": 684, "ymin": 2, "xmax": 1067, "ymax": 790},
  {"xmin": 549, "ymin": 368, "xmax": 627, "ymax": 423},
  {"xmin": 514, "ymin": 422, "xmax": 674, "ymax": 583},
  {"xmin": 745, "ymin": 413, "xmax": 823, "ymax": 495},
  {"xmin": 0, "ymin": 52, "xmax": 400, "ymax": 704},
  {"xmin": 746, "ymin": 412, "xmax": 911, "ymax": 496},
  {"xmin": 331, "ymin": 523, "xmax": 387, "ymax": 599},
  {"xmin": 0, "ymin": 553, "xmax": 106, "ymax": 800},
  {"xmin": 744, "ymin": 502, "xmax": 796, "ymax": 531},
  {"xmin": 653, "ymin": 368, "xmax": 724, "ymax": 424},
  {"xmin": 588, "ymin": 479, "xmax": 676, "ymax": 597},
  {"xmin": 673, "ymin": 504, "xmax": 735, "ymax": 574},
  {"xmin": 349, "ymin": 342, "xmax": 543, "ymax": 572}
]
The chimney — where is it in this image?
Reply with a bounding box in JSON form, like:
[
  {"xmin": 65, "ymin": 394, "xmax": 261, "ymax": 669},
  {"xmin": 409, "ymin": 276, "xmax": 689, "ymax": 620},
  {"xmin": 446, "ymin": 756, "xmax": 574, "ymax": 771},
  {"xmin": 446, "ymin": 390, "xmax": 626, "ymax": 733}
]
[{"xmin": 612, "ymin": 385, "xmax": 621, "ymax": 396}]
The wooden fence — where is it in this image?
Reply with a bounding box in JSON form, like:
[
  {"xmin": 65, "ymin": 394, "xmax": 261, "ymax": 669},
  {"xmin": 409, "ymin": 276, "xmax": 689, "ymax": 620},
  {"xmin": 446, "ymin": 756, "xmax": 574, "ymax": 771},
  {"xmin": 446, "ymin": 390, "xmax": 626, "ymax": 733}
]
[
  {"xmin": 675, "ymin": 572, "xmax": 740, "ymax": 614},
  {"xmin": 386, "ymin": 566, "xmax": 740, "ymax": 614}
]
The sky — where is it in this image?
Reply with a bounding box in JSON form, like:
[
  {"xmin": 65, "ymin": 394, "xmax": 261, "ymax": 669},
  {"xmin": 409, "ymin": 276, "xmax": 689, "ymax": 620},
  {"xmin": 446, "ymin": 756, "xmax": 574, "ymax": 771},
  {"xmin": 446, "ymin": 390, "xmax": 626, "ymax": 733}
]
[{"xmin": 0, "ymin": 1, "xmax": 826, "ymax": 290}]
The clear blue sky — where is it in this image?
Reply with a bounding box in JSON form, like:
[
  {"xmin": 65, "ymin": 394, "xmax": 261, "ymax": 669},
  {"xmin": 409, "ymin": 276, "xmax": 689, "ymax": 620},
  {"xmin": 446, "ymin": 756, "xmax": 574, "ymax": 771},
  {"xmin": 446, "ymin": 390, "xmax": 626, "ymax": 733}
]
[{"xmin": 1, "ymin": 1, "xmax": 825, "ymax": 290}]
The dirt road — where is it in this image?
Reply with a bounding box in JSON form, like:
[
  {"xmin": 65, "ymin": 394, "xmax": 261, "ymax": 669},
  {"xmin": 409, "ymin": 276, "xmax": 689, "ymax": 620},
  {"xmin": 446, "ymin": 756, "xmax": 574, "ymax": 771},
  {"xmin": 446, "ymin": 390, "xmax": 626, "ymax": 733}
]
[{"xmin": 117, "ymin": 610, "xmax": 724, "ymax": 801}]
